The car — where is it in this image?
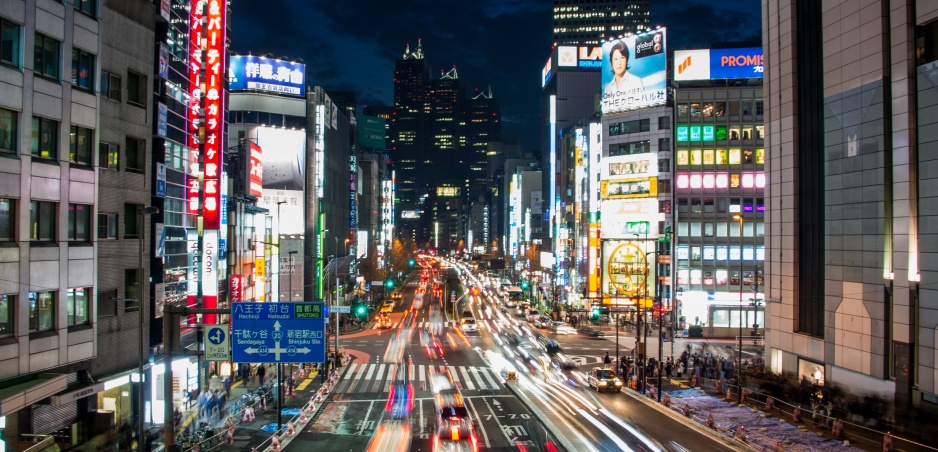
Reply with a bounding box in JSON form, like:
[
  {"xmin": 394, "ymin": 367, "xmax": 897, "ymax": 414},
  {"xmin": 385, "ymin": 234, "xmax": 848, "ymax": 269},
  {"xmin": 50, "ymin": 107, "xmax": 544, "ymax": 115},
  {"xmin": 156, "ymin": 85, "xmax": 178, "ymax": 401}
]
[
  {"xmin": 391, "ymin": 291, "xmax": 404, "ymax": 301},
  {"xmin": 459, "ymin": 318, "xmax": 477, "ymax": 333},
  {"xmin": 433, "ymin": 424, "xmax": 478, "ymax": 452},
  {"xmin": 381, "ymin": 301, "xmax": 395, "ymax": 313},
  {"xmin": 515, "ymin": 303, "xmax": 529, "ymax": 317},
  {"xmin": 376, "ymin": 313, "xmax": 393, "ymax": 328},
  {"xmin": 461, "ymin": 310, "xmax": 474, "ymax": 319},
  {"xmin": 426, "ymin": 339, "xmax": 444, "ymax": 359},
  {"xmin": 435, "ymin": 390, "xmax": 474, "ymax": 428},
  {"xmin": 550, "ymin": 353, "xmax": 579, "ymax": 370},
  {"xmin": 577, "ymin": 326, "xmax": 605, "ymax": 338},
  {"xmin": 550, "ymin": 321, "xmax": 576, "ymax": 335},
  {"xmin": 535, "ymin": 337, "xmax": 563, "ymax": 355},
  {"xmin": 525, "ymin": 309, "xmax": 541, "ymax": 322},
  {"xmin": 586, "ymin": 367, "xmax": 624, "ymax": 392},
  {"xmin": 533, "ymin": 316, "xmax": 553, "ymax": 328}
]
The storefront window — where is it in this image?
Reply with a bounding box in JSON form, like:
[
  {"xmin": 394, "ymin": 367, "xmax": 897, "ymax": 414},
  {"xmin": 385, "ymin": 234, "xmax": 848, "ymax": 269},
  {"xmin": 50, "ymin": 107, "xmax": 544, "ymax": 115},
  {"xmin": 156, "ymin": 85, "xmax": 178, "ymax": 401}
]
[{"xmin": 713, "ymin": 309, "xmax": 730, "ymax": 327}]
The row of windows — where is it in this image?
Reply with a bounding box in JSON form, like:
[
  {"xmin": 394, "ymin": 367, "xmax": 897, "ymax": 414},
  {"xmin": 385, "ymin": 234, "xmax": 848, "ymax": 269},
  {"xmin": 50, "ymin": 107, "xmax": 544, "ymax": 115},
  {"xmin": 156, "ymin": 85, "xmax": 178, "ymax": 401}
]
[
  {"xmin": 676, "ymin": 220, "xmax": 765, "ymax": 238},
  {"xmin": 0, "ymin": 108, "xmax": 145, "ymax": 169},
  {"xmin": 0, "ymin": 289, "xmax": 91, "ymax": 337},
  {"xmin": 677, "ymin": 197, "xmax": 765, "ymax": 215},
  {"xmin": 676, "ymin": 100, "xmax": 764, "ymax": 119},
  {"xmin": 229, "ymin": 111, "xmax": 306, "ymax": 129},
  {"xmin": 675, "ymin": 270, "xmax": 763, "ymax": 289},
  {"xmin": 0, "ymin": 198, "xmax": 145, "ymax": 242},
  {"xmin": 609, "ymin": 118, "xmax": 650, "ymax": 136},
  {"xmin": 676, "ymin": 149, "xmax": 765, "ymax": 166}
]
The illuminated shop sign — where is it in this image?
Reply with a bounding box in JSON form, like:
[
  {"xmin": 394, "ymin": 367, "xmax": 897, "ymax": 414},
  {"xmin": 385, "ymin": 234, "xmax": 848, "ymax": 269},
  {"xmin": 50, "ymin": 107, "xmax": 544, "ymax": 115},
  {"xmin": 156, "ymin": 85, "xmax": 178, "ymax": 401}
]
[
  {"xmin": 436, "ymin": 186, "xmax": 459, "ymax": 197},
  {"xmin": 675, "ymin": 172, "xmax": 766, "ymax": 190},
  {"xmin": 558, "ymin": 45, "xmax": 603, "ymax": 68},
  {"xmin": 676, "ymin": 149, "xmax": 765, "ymax": 166},
  {"xmin": 229, "ymin": 55, "xmax": 305, "ymax": 96},
  {"xmin": 601, "ymin": 177, "xmax": 657, "ymax": 199},
  {"xmin": 601, "ymin": 240, "xmax": 656, "ymax": 299},
  {"xmin": 674, "ymin": 47, "xmax": 764, "ymax": 81},
  {"xmin": 248, "ymin": 142, "xmax": 263, "ymax": 197},
  {"xmin": 603, "ymin": 155, "xmax": 657, "ymax": 179}
]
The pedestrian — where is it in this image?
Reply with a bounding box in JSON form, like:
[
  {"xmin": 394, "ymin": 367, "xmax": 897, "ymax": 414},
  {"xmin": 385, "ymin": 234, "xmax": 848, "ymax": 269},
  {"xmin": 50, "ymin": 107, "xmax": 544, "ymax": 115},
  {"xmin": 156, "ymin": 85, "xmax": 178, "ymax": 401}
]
[
  {"xmin": 883, "ymin": 432, "xmax": 894, "ymax": 452},
  {"xmin": 223, "ymin": 375, "xmax": 232, "ymax": 400},
  {"xmin": 257, "ymin": 364, "xmax": 267, "ymax": 386},
  {"xmin": 603, "ymin": 352, "xmax": 612, "ymax": 365},
  {"xmin": 665, "ymin": 359, "xmax": 673, "ymax": 379}
]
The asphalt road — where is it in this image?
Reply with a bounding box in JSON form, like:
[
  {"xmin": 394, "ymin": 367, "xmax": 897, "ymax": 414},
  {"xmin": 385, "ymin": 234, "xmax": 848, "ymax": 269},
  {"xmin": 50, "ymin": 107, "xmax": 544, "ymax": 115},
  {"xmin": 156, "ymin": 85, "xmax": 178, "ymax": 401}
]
[{"xmin": 285, "ymin": 261, "xmax": 737, "ymax": 452}]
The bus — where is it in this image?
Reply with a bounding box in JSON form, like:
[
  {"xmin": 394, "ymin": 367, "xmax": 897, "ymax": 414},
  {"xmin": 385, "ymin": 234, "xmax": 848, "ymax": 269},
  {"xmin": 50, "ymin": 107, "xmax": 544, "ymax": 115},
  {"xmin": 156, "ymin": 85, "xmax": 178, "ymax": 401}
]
[{"xmin": 505, "ymin": 286, "xmax": 524, "ymax": 308}]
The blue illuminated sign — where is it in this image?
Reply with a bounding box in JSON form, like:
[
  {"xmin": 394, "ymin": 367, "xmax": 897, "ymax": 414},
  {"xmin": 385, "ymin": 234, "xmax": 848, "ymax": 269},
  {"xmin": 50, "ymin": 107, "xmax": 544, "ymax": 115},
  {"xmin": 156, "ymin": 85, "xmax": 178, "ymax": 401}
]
[
  {"xmin": 229, "ymin": 55, "xmax": 306, "ymax": 97},
  {"xmin": 709, "ymin": 47, "xmax": 763, "ymax": 79},
  {"xmin": 231, "ymin": 302, "xmax": 326, "ymax": 364},
  {"xmin": 689, "ymin": 126, "xmax": 701, "ymax": 141},
  {"xmin": 702, "ymin": 125, "xmax": 714, "ymax": 141}
]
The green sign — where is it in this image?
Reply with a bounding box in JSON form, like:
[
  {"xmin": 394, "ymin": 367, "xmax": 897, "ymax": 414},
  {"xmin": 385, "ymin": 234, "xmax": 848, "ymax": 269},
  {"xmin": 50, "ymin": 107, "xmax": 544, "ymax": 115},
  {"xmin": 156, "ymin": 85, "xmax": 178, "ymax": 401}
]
[
  {"xmin": 702, "ymin": 125, "xmax": 715, "ymax": 141},
  {"xmin": 676, "ymin": 126, "xmax": 688, "ymax": 142},
  {"xmin": 689, "ymin": 125, "xmax": 702, "ymax": 141},
  {"xmin": 358, "ymin": 115, "xmax": 387, "ymax": 149},
  {"xmin": 295, "ymin": 303, "xmax": 323, "ymax": 319},
  {"xmin": 715, "ymin": 125, "xmax": 728, "ymax": 141}
]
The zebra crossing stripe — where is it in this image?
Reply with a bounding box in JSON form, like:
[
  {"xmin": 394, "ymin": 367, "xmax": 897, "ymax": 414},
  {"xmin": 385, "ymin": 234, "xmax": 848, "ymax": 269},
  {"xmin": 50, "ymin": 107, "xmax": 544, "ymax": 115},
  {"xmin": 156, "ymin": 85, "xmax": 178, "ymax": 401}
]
[
  {"xmin": 372, "ymin": 364, "xmax": 387, "ymax": 391},
  {"xmin": 364, "ymin": 363, "xmax": 377, "ymax": 381},
  {"xmin": 471, "ymin": 367, "xmax": 487, "ymax": 390},
  {"xmin": 343, "ymin": 363, "xmax": 359, "ymax": 380},
  {"xmin": 459, "ymin": 367, "xmax": 475, "ymax": 390},
  {"xmin": 418, "ymin": 365, "xmax": 426, "ymax": 384},
  {"xmin": 479, "ymin": 367, "xmax": 500, "ymax": 389}
]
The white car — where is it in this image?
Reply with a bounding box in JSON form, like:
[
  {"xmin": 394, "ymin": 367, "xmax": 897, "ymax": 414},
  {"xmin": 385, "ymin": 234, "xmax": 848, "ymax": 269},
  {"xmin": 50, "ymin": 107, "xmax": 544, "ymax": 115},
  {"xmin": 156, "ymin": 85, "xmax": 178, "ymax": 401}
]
[
  {"xmin": 551, "ymin": 321, "xmax": 576, "ymax": 335},
  {"xmin": 460, "ymin": 318, "xmax": 477, "ymax": 333}
]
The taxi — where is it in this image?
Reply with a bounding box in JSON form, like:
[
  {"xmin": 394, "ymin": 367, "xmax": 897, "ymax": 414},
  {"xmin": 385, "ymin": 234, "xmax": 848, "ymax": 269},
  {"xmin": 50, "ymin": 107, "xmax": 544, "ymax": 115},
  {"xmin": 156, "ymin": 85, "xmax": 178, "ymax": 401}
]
[
  {"xmin": 376, "ymin": 313, "xmax": 393, "ymax": 328},
  {"xmin": 381, "ymin": 300, "xmax": 395, "ymax": 314},
  {"xmin": 586, "ymin": 367, "xmax": 623, "ymax": 392},
  {"xmin": 391, "ymin": 291, "xmax": 404, "ymax": 301}
]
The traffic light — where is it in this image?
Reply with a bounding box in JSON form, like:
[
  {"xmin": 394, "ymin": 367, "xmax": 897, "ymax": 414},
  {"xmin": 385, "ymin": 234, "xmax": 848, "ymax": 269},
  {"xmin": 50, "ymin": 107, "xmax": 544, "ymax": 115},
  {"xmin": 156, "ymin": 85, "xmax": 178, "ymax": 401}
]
[
  {"xmin": 408, "ymin": 259, "xmax": 416, "ymax": 267},
  {"xmin": 355, "ymin": 304, "xmax": 367, "ymax": 317},
  {"xmin": 385, "ymin": 278, "xmax": 395, "ymax": 289},
  {"xmin": 521, "ymin": 280, "xmax": 529, "ymax": 290},
  {"xmin": 591, "ymin": 306, "xmax": 601, "ymax": 319}
]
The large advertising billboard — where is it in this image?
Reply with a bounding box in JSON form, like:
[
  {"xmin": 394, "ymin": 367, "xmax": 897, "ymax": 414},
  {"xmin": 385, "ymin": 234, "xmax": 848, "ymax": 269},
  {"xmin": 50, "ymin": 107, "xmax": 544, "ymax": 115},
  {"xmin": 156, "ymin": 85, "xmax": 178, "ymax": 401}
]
[
  {"xmin": 602, "ymin": 239, "xmax": 656, "ymax": 302},
  {"xmin": 229, "ymin": 55, "xmax": 306, "ymax": 97},
  {"xmin": 358, "ymin": 115, "xmax": 386, "ymax": 149},
  {"xmin": 254, "ymin": 126, "xmax": 306, "ymax": 234},
  {"xmin": 673, "ymin": 47, "xmax": 763, "ymax": 81},
  {"xmin": 600, "ymin": 28, "xmax": 667, "ymax": 114}
]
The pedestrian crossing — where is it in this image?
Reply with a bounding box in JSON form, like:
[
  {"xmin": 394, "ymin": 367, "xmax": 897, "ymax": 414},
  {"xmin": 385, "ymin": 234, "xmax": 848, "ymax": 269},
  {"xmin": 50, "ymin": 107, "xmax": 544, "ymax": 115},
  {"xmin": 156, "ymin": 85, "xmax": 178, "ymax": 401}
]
[
  {"xmin": 335, "ymin": 363, "xmax": 505, "ymax": 393},
  {"xmin": 372, "ymin": 321, "xmax": 459, "ymax": 330}
]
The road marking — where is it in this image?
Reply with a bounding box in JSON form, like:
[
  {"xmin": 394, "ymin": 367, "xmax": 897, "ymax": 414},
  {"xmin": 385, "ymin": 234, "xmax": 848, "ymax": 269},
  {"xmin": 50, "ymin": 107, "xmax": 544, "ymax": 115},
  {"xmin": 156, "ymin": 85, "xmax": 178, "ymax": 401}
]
[
  {"xmin": 448, "ymin": 365, "xmax": 461, "ymax": 390},
  {"xmin": 471, "ymin": 367, "xmax": 488, "ymax": 390},
  {"xmin": 466, "ymin": 396, "xmax": 491, "ymax": 448},
  {"xmin": 343, "ymin": 363, "xmax": 359, "ymax": 379},
  {"xmin": 418, "ymin": 365, "xmax": 426, "ymax": 384},
  {"xmin": 478, "ymin": 366, "xmax": 500, "ymax": 389},
  {"xmin": 459, "ymin": 367, "xmax": 476, "ymax": 390},
  {"xmin": 358, "ymin": 400, "xmax": 376, "ymax": 436},
  {"xmin": 372, "ymin": 364, "xmax": 387, "ymax": 392}
]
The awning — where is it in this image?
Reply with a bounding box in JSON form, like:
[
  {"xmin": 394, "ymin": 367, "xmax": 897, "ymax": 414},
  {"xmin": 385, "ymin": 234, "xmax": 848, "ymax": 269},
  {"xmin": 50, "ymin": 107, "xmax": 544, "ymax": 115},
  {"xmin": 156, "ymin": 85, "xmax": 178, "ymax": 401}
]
[{"xmin": 0, "ymin": 373, "xmax": 68, "ymax": 416}]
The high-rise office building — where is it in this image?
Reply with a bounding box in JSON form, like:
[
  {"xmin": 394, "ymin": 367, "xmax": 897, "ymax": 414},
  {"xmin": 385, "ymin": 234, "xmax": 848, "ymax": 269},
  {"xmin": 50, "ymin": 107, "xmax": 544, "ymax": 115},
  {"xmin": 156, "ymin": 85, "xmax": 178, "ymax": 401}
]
[
  {"xmin": 552, "ymin": 0, "xmax": 650, "ymax": 46},
  {"xmin": 391, "ymin": 41, "xmax": 431, "ymax": 221},
  {"xmin": 764, "ymin": 0, "xmax": 938, "ymax": 412},
  {"xmin": 467, "ymin": 88, "xmax": 502, "ymax": 201},
  {"xmin": 429, "ymin": 67, "xmax": 465, "ymax": 175}
]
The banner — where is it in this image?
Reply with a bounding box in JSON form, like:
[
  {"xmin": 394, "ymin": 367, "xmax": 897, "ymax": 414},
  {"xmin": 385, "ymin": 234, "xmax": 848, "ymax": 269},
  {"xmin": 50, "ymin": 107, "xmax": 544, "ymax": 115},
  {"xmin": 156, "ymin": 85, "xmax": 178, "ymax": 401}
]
[
  {"xmin": 600, "ymin": 28, "xmax": 667, "ymax": 114},
  {"xmin": 229, "ymin": 55, "xmax": 305, "ymax": 97}
]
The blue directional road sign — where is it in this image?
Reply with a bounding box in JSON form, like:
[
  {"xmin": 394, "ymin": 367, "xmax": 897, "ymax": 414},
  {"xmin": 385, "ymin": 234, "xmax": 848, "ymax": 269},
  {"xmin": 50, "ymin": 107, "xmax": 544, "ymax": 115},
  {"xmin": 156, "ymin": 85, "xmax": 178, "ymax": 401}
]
[{"xmin": 231, "ymin": 302, "xmax": 326, "ymax": 364}]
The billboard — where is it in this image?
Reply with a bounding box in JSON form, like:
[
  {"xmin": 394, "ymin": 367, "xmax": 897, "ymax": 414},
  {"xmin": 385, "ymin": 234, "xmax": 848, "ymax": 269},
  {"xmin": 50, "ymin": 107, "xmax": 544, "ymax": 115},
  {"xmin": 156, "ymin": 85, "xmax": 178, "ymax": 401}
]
[
  {"xmin": 248, "ymin": 142, "xmax": 263, "ymax": 197},
  {"xmin": 254, "ymin": 126, "xmax": 305, "ymax": 234},
  {"xmin": 602, "ymin": 239, "xmax": 656, "ymax": 300},
  {"xmin": 557, "ymin": 45, "xmax": 602, "ymax": 69},
  {"xmin": 358, "ymin": 115, "xmax": 386, "ymax": 149},
  {"xmin": 401, "ymin": 210, "xmax": 419, "ymax": 219},
  {"xmin": 602, "ymin": 154, "xmax": 658, "ymax": 180},
  {"xmin": 229, "ymin": 55, "xmax": 306, "ymax": 96},
  {"xmin": 600, "ymin": 28, "xmax": 667, "ymax": 114},
  {"xmin": 673, "ymin": 47, "xmax": 763, "ymax": 81},
  {"xmin": 436, "ymin": 186, "xmax": 459, "ymax": 197}
]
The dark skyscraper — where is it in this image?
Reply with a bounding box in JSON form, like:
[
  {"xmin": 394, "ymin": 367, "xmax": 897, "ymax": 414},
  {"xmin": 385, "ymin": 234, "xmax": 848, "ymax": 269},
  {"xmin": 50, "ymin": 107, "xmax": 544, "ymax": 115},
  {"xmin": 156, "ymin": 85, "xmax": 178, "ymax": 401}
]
[
  {"xmin": 552, "ymin": 0, "xmax": 651, "ymax": 46},
  {"xmin": 429, "ymin": 67, "xmax": 465, "ymax": 175},
  {"xmin": 392, "ymin": 40, "xmax": 431, "ymax": 219},
  {"xmin": 467, "ymin": 88, "xmax": 501, "ymax": 200}
]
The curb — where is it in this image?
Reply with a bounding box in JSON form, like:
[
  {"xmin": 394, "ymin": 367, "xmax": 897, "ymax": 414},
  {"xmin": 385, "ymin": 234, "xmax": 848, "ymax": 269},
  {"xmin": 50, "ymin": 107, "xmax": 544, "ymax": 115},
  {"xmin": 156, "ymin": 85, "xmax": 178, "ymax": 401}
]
[{"xmin": 618, "ymin": 386, "xmax": 755, "ymax": 452}]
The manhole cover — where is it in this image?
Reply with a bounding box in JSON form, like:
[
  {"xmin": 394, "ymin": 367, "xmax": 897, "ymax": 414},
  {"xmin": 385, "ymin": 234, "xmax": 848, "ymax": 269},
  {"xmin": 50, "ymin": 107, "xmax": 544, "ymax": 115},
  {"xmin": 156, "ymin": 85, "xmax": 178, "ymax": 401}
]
[{"xmin": 233, "ymin": 435, "xmax": 251, "ymax": 441}]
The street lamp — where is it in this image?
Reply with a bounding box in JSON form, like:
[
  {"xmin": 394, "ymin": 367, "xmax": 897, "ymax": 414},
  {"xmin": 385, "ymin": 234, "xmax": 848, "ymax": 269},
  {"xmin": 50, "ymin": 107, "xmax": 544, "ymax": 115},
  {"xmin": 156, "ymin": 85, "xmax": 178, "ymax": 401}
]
[
  {"xmin": 136, "ymin": 206, "xmax": 158, "ymax": 450},
  {"xmin": 733, "ymin": 213, "xmax": 744, "ymax": 405}
]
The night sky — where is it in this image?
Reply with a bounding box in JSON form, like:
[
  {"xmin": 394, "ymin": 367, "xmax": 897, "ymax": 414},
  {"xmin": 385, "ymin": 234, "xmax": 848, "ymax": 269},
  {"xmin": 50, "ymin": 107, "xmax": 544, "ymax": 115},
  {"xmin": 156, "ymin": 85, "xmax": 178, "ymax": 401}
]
[{"xmin": 230, "ymin": 0, "xmax": 762, "ymax": 150}]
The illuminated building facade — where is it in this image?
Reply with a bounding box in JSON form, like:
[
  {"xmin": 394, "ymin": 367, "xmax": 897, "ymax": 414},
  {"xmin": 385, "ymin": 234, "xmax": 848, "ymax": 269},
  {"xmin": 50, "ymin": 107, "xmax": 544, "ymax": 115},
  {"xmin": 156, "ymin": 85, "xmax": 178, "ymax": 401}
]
[{"xmin": 552, "ymin": 0, "xmax": 650, "ymax": 46}]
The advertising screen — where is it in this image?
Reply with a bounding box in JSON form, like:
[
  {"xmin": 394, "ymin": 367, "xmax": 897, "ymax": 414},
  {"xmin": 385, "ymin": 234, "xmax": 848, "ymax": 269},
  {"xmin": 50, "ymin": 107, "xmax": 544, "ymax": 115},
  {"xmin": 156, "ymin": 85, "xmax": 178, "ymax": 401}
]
[
  {"xmin": 601, "ymin": 177, "xmax": 658, "ymax": 199},
  {"xmin": 600, "ymin": 28, "xmax": 667, "ymax": 114},
  {"xmin": 673, "ymin": 47, "xmax": 763, "ymax": 81},
  {"xmin": 254, "ymin": 126, "xmax": 305, "ymax": 234},
  {"xmin": 358, "ymin": 115, "xmax": 386, "ymax": 149},
  {"xmin": 602, "ymin": 154, "xmax": 658, "ymax": 180},
  {"xmin": 248, "ymin": 142, "xmax": 263, "ymax": 197},
  {"xmin": 601, "ymin": 239, "xmax": 656, "ymax": 300},
  {"xmin": 401, "ymin": 210, "xmax": 419, "ymax": 219},
  {"xmin": 229, "ymin": 55, "xmax": 306, "ymax": 96}
]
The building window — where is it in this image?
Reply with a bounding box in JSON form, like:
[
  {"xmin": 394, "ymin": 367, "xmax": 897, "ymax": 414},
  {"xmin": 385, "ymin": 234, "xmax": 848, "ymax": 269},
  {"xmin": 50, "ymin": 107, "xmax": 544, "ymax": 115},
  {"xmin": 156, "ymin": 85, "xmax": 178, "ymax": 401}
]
[
  {"xmin": 28, "ymin": 291, "xmax": 54, "ymax": 332},
  {"xmin": 29, "ymin": 201, "xmax": 55, "ymax": 241},
  {"xmin": 124, "ymin": 203, "xmax": 141, "ymax": 238},
  {"xmin": 0, "ymin": 294, "xmax": 12, "ymax": 337},
  {"xmin": 101, "ymin": 71, "xmax": 121, "ymax": 101},
  {"xmin": 98, "ymin": 213, "xmax": 117, "ymax": 239},
  {"xmin": 124, "ymin": 269, "xmax": 139, "ymax": 312},
  {"xmin": 66, "ymin": 287, "xmax": 90, "ymax": 325},
  {"xmin": 0, "ymin": 108, "xmax": 15, "ymax": 152},
  {"xmin": 67, "ymin": 203, "xmax": 91, "ymax": 241},
  {"xmin": 755, "ymin": 100, "xmax": 764, "ymax": 116},
  {"xmin": 742, "ymin": 100, "xmax": 753, "ymax": 116},
  {"xmin": 75, "ymin": 0, "xmax": 96, "ymax": 17},
  {"xmin": 126, "ymin": 137, "xmax": 144, "ymax": 171},
  {"xmin": 658, "ymin": 116, "xmax": 670, "ymax": 129},
  {"xmin": 0, "ymin": 18, "xmax": 20, "ymax": 67},
  {"xmin": 71, "ymin": 48, "xmax": 95, "ymax": 90},
  {"xmin": 69, "ymin": 125, "xmax": 93, "ymax": 165},
  {"xmin": 0, "ymin": 198, "xmax": 14, "ymax": 241},
  {"xmin": 714, "ymin": 102, "xmax": 727, "ymax": 117},
  {"xmin": 97, "ymin": 288, "xmax": 117, "ymax": 317},
  {"xmin": 676, "ymin": 103, "xmax": 688, "ymax": 118},
  {"xmin": 31, "ymin": 117, "xmax": 58, "ymax": 160},
  {"xmin": 127, "ymin": 71, "xmax": 146, "ymax": 106},
  {"xmin": 99, "ymin": 142, "xmax": 118, "ymax": 169},
  {"xmin": 34, "ymin": 33, "xmax": 60, "ymax": 79}
]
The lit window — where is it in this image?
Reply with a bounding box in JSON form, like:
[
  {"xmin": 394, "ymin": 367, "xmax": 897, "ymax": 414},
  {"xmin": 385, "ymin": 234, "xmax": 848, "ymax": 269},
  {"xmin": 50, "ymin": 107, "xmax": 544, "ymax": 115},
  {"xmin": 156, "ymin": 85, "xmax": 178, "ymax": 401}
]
[
  {"xmin": 702, "ymin": 173, "xmax": 715, "ymax": 189},
  {"xmin": 67, "ymin": 287, "xmax": 90, "ymax": 325},
  {"xmin": 28, "ymin": 291, "xmax": 54, "ymax": 332},
  {"xmin": 689, "ymin": 174, "xmax": 702, "ymax": 189}
]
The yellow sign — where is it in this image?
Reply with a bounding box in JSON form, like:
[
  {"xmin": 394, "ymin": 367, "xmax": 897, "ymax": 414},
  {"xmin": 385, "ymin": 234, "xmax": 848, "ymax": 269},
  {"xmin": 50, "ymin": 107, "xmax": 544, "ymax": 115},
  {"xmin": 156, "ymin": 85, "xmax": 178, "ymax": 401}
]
[
  {"xmin": 601, "ymin": 177, "xmax": 658, "ymax": 199},
  {"xmin": 255, "ymin": 257, "xmax": 265, "ymax": 277},
  {"xmin": 506, "ymin": 372, "xmax": 517, "ymax": 381},
  {"xmin": 436, "ymin": 186, "xmax": 459, "ymax": 197}
]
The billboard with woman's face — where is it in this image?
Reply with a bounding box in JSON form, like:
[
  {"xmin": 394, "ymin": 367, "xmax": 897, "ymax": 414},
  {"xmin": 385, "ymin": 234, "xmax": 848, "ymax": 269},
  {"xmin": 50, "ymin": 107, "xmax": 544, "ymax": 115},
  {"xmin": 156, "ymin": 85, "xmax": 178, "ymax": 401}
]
[{"xmin": 600, "ymin": 28, "xmax": 667, "ymax": 114}]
